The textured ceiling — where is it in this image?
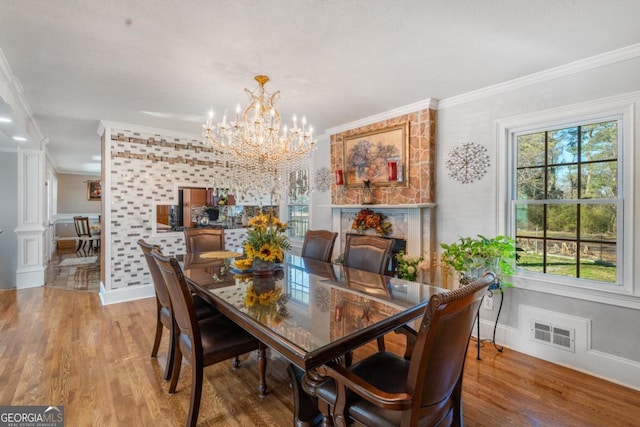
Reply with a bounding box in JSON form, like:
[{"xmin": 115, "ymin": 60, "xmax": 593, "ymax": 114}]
[{"xmin": 1, "ymin": 0, "xmax": 639, "ymax": 173}]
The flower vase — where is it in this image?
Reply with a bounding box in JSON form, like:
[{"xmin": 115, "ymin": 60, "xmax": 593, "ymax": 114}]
[
  {"xmin": 252, "ymin": 258, "xmax": 276, "ymax": 277},
  {"xmin": 252, "ymin": 276, "xmax": 277, "ymax": 293}
]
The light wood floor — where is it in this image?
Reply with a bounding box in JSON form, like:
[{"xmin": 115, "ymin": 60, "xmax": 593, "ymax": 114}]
[{"xmin": 1, "ymin": 265, "xmax": 639, "ymax": 426}]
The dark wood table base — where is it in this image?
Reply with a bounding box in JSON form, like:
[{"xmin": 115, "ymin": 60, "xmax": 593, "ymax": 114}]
[{"xmin": 287, "ymin": 364, "xmax": 323, "ymax": 427}]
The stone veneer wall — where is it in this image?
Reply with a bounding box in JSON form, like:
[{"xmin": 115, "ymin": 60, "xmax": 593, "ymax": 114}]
[
  {"xmin": 331, "ymin": 108, "xmax": 436, "ymax": 204},
  {"xmin": 107, "ymin": 127, "xmax": 249, "ymax": 290}
]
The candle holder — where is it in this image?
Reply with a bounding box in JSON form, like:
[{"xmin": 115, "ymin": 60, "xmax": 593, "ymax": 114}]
[
  {"xmin": 386, "ymin": 161, "xmax": 398, "ymax": 204},
  {"xmin": 362, "ymin": 180, "xmax": 373, "ymax": 204},
  {"xmin": 335, "ymin": 169, "xmax": 344, "ymax": 201}
]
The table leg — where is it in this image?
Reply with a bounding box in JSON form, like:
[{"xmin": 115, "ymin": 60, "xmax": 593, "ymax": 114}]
[
  {"xmin": 257, "ymin": 343, "xmax": 268, "ymax": 397},
  {"xmin": 287, "ymin": 364, "xmax": 323, "ymax": 427}
]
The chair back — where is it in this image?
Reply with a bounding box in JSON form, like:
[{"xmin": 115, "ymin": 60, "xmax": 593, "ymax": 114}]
[
  {"xmin": 301, "ymin": 230, "xmax": 338, "ymax": 262},
  {"xmin": 302, "ymin": 257, "xmax": 338, "ymax": 281},
  {"xmin": 405, "ymin": 272, "xmax": 495, "ymax": 424},
  {"xmin": 73, "ymin": 216, "xmax": 92, "ymax": 238},
  {"xmin": 137, "ymin": 240, "xmax": 171, "ymax": 310},
  {"xmin": 184, "ymin": 228, "xmax": 225, "ymax": 253},
  {"xmin": 151, "ymin": 250, "xmax": 201, "ymax": 357},
  {"xmin": 343, "ymin": 235, "xmax": 393, "ymax": 274}
]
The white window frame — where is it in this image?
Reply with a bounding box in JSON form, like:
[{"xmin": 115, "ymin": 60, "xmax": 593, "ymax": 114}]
[
  {"xmin": 496, "ymin": 93, "xmax": 637, "ymax": 308},
  {"xmin": 286, "ymin": 168, "xmax": 310, "ymax": 242}
]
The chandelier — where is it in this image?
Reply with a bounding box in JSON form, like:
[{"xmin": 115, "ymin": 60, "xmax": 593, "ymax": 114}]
[{"xmin": 202, "ymin": 75, "xmax": 315, "ymax": 204}]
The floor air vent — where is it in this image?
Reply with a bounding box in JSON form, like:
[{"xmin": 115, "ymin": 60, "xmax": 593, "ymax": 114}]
[{"xmin": 531, "ymin": 320, "xmax": 575, "ymax": 352}]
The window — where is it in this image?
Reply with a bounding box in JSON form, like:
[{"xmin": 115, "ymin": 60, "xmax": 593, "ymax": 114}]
[
  {"xmin": 287, "ymin": 169, "xmax": 309, "ymax": 239},
  {"xmin": 512, "ymin": 119, "xmax": 621, "ymax": 284},
  {"xmin": 285, "ymin": 254, "xmax": 310, "ymax": 304}
]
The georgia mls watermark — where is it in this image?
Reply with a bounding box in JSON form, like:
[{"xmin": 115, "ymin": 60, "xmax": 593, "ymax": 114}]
[{"xmin": 0, "ymin": 406, "xmax": 64, "ymax": 427}]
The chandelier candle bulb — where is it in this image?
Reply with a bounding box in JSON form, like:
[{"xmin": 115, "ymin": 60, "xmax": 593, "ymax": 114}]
[{"xmin": 201, "ymin": 75, "xmax": 315, "ymax": 199}]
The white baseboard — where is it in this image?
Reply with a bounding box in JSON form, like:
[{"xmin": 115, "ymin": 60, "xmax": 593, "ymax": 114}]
[
  {"xmin": 99, "ymin": 281, "xmax": 155, "ymax": 305},
  {"xmin": 478, "ymin": 318, "xmax": 640, "ymax": 392},
  {"xmin": 16, "ymin": 269, "xmax": 44, "ymax": 289}
]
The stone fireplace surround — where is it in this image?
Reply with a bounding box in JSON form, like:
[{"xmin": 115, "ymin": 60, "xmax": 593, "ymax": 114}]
[
  {"xmin": 331, "ymin": 203, "xmax": 436, "ymax": 282},
  {"xmin": 329, "ymin": 107, "xmax": 437, "ymax": 281}
]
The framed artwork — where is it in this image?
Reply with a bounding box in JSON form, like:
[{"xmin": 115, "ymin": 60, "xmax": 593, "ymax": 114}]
[
  {"xmin": 87, "ymin": 180, "xmax": 101, "ymax": 201},
  {"xmin": 343, "ymin": 122, "xmax": 408, "ymax": 187}
]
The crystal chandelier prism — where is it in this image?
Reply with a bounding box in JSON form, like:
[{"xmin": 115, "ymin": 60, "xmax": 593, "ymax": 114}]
[{"xmin": 202, "ymin": 75, "xmax": 315, "ymax": 203}]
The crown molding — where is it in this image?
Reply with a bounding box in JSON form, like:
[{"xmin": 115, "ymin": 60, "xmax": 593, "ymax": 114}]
[
  {"xmin": 0, "ymin": 48, "xmax": 45, "ymax": 147},
  {"xmin": 439, "ymin": 43, "xmax": 640, "ymax": 110},
  {"xmin": 325, "ymin": 98, "xmax": 438, "ymax": 135}
]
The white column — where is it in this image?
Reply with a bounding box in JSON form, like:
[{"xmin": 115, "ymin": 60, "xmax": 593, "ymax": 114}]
[{"xmin": 16, "ymin": 149, "xmax": 45, "ymax": 288}]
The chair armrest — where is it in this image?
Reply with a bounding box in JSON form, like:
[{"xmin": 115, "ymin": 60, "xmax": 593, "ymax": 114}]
[
  {"xmin": 318, "ymin": 361, "xmax": 413, "ymax": 411},
  {"xmin": 393, "ymin": 324, "xmax": 417, "ymax": 360}
]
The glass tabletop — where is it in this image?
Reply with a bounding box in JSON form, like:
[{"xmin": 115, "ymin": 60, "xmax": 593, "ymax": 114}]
[{"xmin": 181, "ymin": 253, "xmax": 447, "ymax": 369}]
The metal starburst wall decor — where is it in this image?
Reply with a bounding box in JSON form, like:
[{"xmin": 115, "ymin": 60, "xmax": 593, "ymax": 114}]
[{"xmin": 445, "ymin": 142, "xmax": 490, "ymax": 184}]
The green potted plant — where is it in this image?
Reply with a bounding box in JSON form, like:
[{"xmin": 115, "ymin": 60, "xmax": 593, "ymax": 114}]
[{"xmin": 440, "ymin": 235, "xmax": 519, "ymax": 287}]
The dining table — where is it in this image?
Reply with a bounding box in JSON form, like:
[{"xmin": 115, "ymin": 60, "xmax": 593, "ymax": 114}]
[{"xmin": 179, "ymin": 252, "xmax": 447, "ymax": 425}]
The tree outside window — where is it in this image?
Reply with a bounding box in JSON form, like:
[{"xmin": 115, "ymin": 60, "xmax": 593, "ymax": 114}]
[
  {"xmin": 287, "ymin": 169, "xmax": 309, "ymax": 239},
  {"xmin": 514, "ymin": 120, "xmax": 619, "ymax": 283}
]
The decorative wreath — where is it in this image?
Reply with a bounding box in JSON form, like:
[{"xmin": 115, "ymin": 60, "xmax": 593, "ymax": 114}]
[{"xmin": 351, "ymin": 209, "xmax": 392, "ymax": 236}]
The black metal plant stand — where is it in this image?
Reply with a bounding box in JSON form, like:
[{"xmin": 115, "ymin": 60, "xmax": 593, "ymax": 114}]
[{"xmin": 476, "ymin": 281, "xmax": 505, "ymax": 360}]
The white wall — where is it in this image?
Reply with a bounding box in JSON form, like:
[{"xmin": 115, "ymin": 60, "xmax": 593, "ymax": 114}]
[
  {"xmin": 309, "ymin": 134, "xmax": 332, "ymax": 232},
  {"xmin": 57, "ymin": 173, "xmax": 101, "ymax": 214},
  {"xmin": 436, "ymin": 53, "xmax": 640, "ymax": 387},
  {"xmin": 0, "ymin": 150, "xmax": 17, "ymax": 289}
]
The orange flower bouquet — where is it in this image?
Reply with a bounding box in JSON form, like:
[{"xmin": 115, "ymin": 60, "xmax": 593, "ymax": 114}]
[{"xmin": 351, "ymin": 208, "xmax": 392, "ymax": 236}]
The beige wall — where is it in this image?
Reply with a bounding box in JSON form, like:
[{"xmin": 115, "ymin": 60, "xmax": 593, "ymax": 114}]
[
  {"xmin": 330, "ymin": 108, "xmax": 436, "ymax": 205},
  {"xmin": 55, "ymin": 173, "xmax": 101, "ymax": 238},
  {"xmin": 57, "ymin": 173, "xmax": 101, "ymax": 214}
]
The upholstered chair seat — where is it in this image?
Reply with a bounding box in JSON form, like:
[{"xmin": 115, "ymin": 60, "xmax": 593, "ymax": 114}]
[
  {"xmin": 138, "ymin": 239, "xmax": 218, "ymax": 382},
  {"xmin": 315, "ymin": 273, "xmax": 496, "ymax": 427},
  {"xmin": 151, "ymin": 250, "xmax": 265, "ymax": 427}
]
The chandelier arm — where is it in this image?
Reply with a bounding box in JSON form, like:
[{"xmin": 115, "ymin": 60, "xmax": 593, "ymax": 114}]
[{"xmin": 202, "ymin": 75, "xmax": 315, "ymax": 199}]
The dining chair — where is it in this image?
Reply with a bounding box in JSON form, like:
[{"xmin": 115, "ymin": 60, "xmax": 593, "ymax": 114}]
[
  {"xmin": 343, "ymin": 234, "xmax": 393, "ymax": 275},
  {"xmin": 151, "ymin": 249, "xmax": 264, "ymax": 427},
  {"xmin": 342, "ymin": 235, "xmax": 394, "ymax": 356},
  {"xmin": 73, "ymin": 216, "xmax": 99, "ymax": 253},
  {"xmin": 184, "ymin": 228, "xmax": 225, "ymax": 253},
  {"xmin": 315, "ymin": 272, "xmax": 496, "ymax": 427},
  {"xmin": 137, "ymin": 240, "xmax": 218, "ymax": 381},
  {"xmin": 301, "ymin": 229, "xmax": 338, "ymax": 263},
  {"xmin": 302, "ymin": 257, "xmax": 338, "ymax": 281}
]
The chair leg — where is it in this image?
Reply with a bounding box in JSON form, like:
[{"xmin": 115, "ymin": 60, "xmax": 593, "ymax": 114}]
[
  {"xmin": 168, "ymin": 346, "xmax": 182, "ymax": 394},
  {"xmin": 186, "ymin": 356, "xmax": 204, "ymax": 427},
  {"xmin": 164, "ymin": 323, "xmax": 176, "ymax": 381},
  {"xmin": 231, "ymin": 355, "xmax": 240, "ymax": 369},
  {"xmin": 257, "ymin": 343, "xmax": 268, "ymax": 397},
  {"xmin": 344, "ymin": 351, "xmax": 353, "ymax": 368},
  {"xmin": 376, "ymin": 336, "xmax": 386, "ymax": 351},
  {"xmin": 76, "ymin": 239, "xmax": 83, "ymax": 252},
  {"xmin": 151, "ymin": 308, "xmax": 163, "ymax": 358}
]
